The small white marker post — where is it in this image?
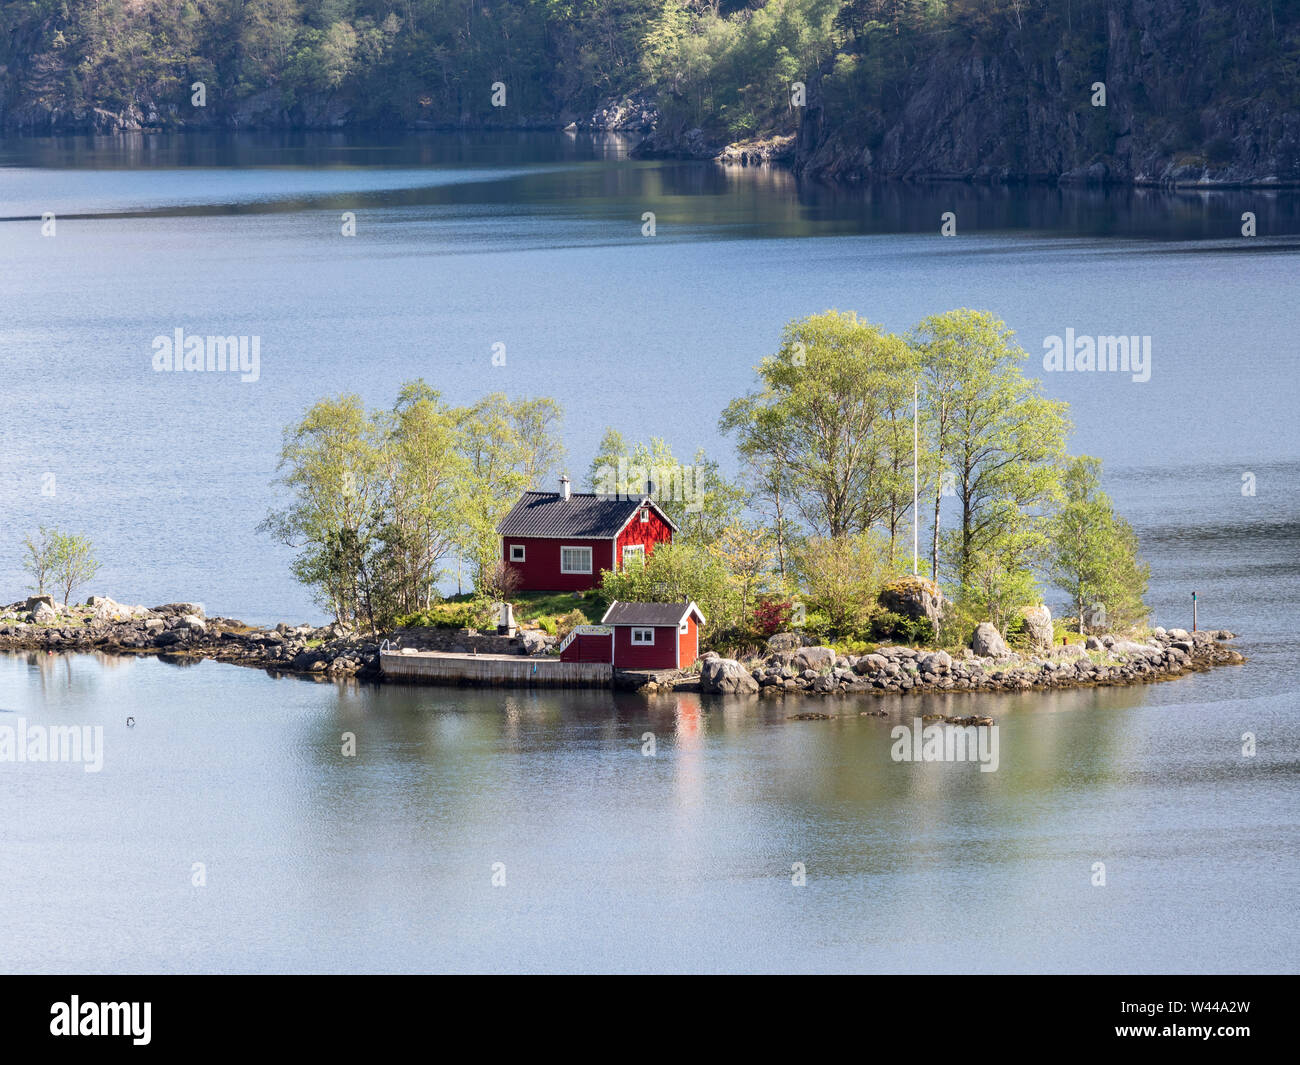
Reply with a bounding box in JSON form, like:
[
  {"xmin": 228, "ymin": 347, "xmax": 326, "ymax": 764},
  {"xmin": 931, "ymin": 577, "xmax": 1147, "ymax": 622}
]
[{"xmin": 1192, "ymin": 590, "xmax": 1198, "ymax": 633}]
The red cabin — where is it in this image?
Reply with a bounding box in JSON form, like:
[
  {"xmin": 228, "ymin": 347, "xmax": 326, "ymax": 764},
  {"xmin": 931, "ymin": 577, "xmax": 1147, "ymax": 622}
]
[
  {"xmin": 559, "ymin": 600, "xmax": 705, "ymax": 671},
  {"xmin": 498, "ymin": 476, "xmax": 676, "ymax": 592}
]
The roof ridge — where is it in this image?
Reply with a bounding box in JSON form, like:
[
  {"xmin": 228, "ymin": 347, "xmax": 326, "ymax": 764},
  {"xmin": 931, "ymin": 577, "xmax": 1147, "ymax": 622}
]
[{"xmin": 522, "ymin": 489, "xmax": 614, "ymax": 498}]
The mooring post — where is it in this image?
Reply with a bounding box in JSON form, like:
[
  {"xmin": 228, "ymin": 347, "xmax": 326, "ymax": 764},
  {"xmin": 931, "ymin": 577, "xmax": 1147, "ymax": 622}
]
[{"xmin": 1192, "ymin": 590, "xmax": 1198, "ymax": 633}]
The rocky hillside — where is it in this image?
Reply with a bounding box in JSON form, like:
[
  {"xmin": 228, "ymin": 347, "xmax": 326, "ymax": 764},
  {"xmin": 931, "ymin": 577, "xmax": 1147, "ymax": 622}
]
[
  {"xmin": 795, "ymin": 0, "xmax": 1300, "ymax": 185},
  {"xmin": 2, "ymin": 0, "xmax": 1296, "ymax": 186}
]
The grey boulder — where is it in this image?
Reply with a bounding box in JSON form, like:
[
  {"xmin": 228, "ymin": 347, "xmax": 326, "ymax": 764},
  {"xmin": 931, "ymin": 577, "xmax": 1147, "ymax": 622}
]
[
  {"xmin": 1019, "ymin": 604, "xmax": 1054, "ymax": 651},
  {"xmin": 700, "ymin": 658, "xmax": 760, "ymax": 694},
  {"xmin": 971, "ymin": 622, "xmax": 1011, "ymax": 658}
]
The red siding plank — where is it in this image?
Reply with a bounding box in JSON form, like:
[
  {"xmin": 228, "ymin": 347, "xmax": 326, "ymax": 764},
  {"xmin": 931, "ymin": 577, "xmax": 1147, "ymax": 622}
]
[
  {"xmin": 561, "ymin": 633, "xmax": 612, "ymax": 664},
  {"xmin": 678, "ymin": 613, "xmax": 698, "ymax": 669},
  {"xmin": 612, "ymin": 624, "xmax": 679, "ymax": 670},
  {"xmin": 615, "ymin": 507, "xmax": 673, "ymax": 572},
  {"xmin": 501, "ymin": 536, "xmax": 614, "ymax": 592}
]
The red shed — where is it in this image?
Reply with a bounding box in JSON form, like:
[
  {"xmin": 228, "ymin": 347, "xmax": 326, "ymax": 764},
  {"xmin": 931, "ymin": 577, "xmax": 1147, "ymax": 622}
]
[
  {"xmin": 602, "ymin": 600, "xmax": 706, "ymax": 671},
  {"xmin": 498, "ymin": 476, "xmax": 676, "ymax": 592}
]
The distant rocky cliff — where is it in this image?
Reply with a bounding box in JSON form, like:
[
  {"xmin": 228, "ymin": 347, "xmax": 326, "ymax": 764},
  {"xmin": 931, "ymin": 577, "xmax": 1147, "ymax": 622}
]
[
  {"xmin": 794, "ymin": 0, "xmax": 1300, "ymax": 186},
  {"xmin": 3, "ymin": 0, "xmax": 1296, "ymax": 187}
]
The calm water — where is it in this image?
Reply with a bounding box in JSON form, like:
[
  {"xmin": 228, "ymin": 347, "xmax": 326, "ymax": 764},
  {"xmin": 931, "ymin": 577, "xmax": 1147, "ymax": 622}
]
[{"xmin": 0, "ymin": 132, "xmax": 1297, "ymax": 972}]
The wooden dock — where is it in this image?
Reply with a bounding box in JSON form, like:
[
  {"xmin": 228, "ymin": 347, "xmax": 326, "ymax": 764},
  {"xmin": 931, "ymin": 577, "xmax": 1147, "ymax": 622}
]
[{"xmin": 379, "ymin": 650, "xmax": 612, "ymax": 688}]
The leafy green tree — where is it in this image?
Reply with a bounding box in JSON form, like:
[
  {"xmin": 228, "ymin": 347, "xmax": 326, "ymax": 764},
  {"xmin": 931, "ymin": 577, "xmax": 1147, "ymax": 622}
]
[
  {"xmin": 22, "ymin": 526, "xmax": 59, "ymax": 595},
  {"xmin": 264, "ymin": 386, "xmax": 565, "ymax": 625},
  {"xmin": 961, "ymin": 544, "xmax": 1041, "ymax": 634},
  {"xmin": 790, "ymin": 530, "xmax": 895, "ymax": 639},
  {"xmin": 456, "ymin": 392, "xmax": 565, "ymax": 591},
  {"xmin": 1048, "ymin": 455, "xmax": 1150, "ymax": 633},
  {"xmin": 708, "ymin": 520, "xmax": 775, "ymax": 621},
  {"xmin": 374, "ymin": 381, "xmax": 467, "ymax": 620},
  {"xmin": 721, "ymin": 310, "xmax": 916, "ymax": 540},
  {"xmin": 913, "ymin": 309, "xmax": 1070, "ymax": 591},
  {"xmin": 260, "ymin": 392, "xmax": 387, "ymax": 628},
  {"xmin": 51, "ymin": 532, "xmax": 101, "ymax": 607}
]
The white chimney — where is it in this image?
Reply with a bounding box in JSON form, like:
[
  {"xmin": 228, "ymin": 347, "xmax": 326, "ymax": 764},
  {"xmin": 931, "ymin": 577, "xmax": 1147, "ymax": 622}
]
[{"xmin": 560, "ymin": 474, "xmax": 571, "ymax": 501}]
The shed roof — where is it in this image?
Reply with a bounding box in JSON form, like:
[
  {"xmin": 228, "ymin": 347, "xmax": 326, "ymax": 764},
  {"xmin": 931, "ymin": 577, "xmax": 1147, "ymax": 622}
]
[{"xmin": 601, "ymin": 600, "xmax": 705, "ymax": 627}]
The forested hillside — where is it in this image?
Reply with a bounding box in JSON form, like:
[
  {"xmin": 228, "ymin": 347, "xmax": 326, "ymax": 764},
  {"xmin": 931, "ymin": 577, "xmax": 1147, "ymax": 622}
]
[{"xmin": 2, "ymin": 0, "xmax": 1298, "ymax": 184}]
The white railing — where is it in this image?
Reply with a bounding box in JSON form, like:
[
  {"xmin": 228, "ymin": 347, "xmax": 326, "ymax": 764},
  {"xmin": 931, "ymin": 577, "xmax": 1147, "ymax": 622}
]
[{"xmin": 557, "ymin": 625, "xmax": 612, "ymax": 655}]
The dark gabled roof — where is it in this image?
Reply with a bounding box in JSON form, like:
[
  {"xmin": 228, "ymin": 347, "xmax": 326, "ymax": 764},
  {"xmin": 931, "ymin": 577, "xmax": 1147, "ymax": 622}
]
[
  {"xmin": 497, "ymin": 492, "xmax": 676, "ymax": 538},
  {"xmin": 601, "ymin": 600, "xmax": 705, "ymax": 627}
]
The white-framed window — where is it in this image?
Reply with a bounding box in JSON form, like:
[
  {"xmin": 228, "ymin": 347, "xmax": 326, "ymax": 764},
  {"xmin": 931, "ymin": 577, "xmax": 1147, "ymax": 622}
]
[
  {"xmin": 631, "ymin": 627, "xmax": 655, "ymax": 646},
  {"xmin": 622, "ymin": 544, "xmax": 645, "ymax": 569},
  {"xmin": 509, "ymin": 544, "xmax": 526, "ymax": 562},
  {"xmin": 560, "ymin": 546, "xmax": 592, "ymax": 574},
  {"xmin": 679, "ymin": 619, "xmax": 690, "ymax": 634},
  {"xmin": 639, "ymin": 507, "xmax": 650, "ymax": 523}
]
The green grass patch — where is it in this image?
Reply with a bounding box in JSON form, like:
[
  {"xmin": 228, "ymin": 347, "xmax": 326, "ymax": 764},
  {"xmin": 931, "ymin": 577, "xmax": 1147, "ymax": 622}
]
[{"xmin": 509, "ymin": 592, "xmax": 599, "ymax": 625}]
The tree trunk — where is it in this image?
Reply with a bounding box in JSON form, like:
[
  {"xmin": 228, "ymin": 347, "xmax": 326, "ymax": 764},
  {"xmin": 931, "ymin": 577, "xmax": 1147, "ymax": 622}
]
[{"xmin": 930, "ymin": 491, "xmax": 941, "ymax": 580}]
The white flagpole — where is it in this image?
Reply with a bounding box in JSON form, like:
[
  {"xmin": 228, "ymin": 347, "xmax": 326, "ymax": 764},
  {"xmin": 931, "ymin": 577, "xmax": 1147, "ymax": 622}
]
[{"xmin": 913, "ymin": 380, "xmax": 919, "ymax": 576}]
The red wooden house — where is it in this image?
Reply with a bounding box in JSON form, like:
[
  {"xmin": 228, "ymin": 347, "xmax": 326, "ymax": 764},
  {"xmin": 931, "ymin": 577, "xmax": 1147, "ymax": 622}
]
[
  {"xmin": 560, "ymin": 601, "xmax": 706, "ymax": 671},
  {"xmin": 498, "ymin": 476, "xmax": 676, "ymax": 592}
]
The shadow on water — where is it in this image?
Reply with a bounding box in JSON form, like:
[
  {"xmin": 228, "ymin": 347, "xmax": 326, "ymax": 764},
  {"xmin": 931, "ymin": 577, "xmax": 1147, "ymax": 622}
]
[{"xmin": 4, "ymin": 130, "xmax": 1299, "ymax": 242}]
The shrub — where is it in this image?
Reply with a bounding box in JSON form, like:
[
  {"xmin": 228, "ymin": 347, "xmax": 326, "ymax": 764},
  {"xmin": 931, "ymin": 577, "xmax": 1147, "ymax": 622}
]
[
  {"xmin": 553, "ymin": 610, "xmax": 587, "ymax": 639},
  {"xmin": 536, "ymin": 615, "xmax": 558, "ymax": 635},
  {"xmin": 1004, "ymin": 613, "xmax": 1031, "ymax": 651},
  {"xmin": 24, "ymin": 527, "xmax": 100, "ymax": 605},
  {"xmin": 800, "ymin": 609, "xmax": 832, "ymax": 642},
  {"xmin": 707, "ymin": 624, "xmax": 764, "ymax": 660},
  {"xmin": 870, "ymin": 611, "xmax": 933, "ymax": 645},
  {"xmin": 753, "ymin": 596, "xmax": 793, "ymax": 636},
  {"xmin": 396, "ymin": 601, "xmax": 490, "ymax": 630},
  {"xmin": 598, "ymin": 542, "xmax": 738, "ymax": 632}
]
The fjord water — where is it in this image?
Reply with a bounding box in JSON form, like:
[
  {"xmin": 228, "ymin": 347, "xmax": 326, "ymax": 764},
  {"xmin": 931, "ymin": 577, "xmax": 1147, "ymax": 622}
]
[{"xmin": 0, "ymin": 133, "xmax": 1297, "ymax": 972}]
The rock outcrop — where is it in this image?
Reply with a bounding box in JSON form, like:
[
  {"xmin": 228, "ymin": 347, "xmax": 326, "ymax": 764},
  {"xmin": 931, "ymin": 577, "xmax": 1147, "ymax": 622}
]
[
  {"xmin": 972, "ymin": 622, "xmax": 1012, "ymax": 659},
  {"xmin": 878, "ymin": 575, "xmax": 947, "ymax": 632},
  {"xmin": 700, "ymin": 657, "xmax": 761, "ymax": 694},
  {"xmin": 726, "ymin": 626, "xmax": 1244, "ymax": 699},
  {"xmin": 1019, "ymin": 604, "xmax": 1054, "ymax": 652}
]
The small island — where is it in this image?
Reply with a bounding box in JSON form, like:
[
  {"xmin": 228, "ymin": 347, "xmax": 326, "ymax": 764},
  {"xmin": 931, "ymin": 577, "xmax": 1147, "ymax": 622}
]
[{"xmin": 3, "ymin": 309, "xmax": 1248, "ymax": 701}]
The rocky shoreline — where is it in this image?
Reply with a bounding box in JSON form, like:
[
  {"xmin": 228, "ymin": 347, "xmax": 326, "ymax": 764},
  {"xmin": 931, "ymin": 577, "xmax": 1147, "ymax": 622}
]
[
  {"xmin": 682, "ymin": 625, "xmax": 1245, "ymax": 699},
  {"xmin": 0, "ymin": 596, "xmax": 390, "ymax": 679},
  {"xmin": 10, "ymin": 89, "xmax": 1296, "ymax": 190},
  {"xmin": 0, "ymin": 594, "xmax": 1245, "ymax": 699}
]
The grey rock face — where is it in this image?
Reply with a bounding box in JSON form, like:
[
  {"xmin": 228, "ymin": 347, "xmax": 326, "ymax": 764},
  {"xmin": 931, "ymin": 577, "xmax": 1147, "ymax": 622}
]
[
  {"xmin": 152, "ymin": 602, "xmax": 205, "ymax": 619},
  {"xmin": 1019, "ymin": 604, "xmax": 1054, "ymax": 651},
  {"xmin": 792, "ymin": 646, "xmax": 837, "ymax": 672},
  {"xmin": 971, "ymin": 622, "xmax": 1011, "ymax": 659},
  {"xmin": 700, "ymin": 658, "xmax": 761, "ymax": 694}
]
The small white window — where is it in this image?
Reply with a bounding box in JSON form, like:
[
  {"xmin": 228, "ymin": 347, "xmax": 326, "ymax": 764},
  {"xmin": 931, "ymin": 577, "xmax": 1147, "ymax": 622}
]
[
  {"xmin": 639, "ymin": 507, "xmax": 650, "ymax": 523},
  {"xmin": 631, "ymin": 627, "xmax": 655, "ymax": 646},
  {"xmin": 622, "ymin": 544, "xmax": 645, "ymax": 569},
  {"xmin": 509, "ymin": 544, "xmax": 526, "ymax": 562},
  {"xmin": 560, "ymin": 546, "xmax": 592, "ymax": 574},
  {"xmin": 680, "ymin": 619, "xmax": 689, "ymax": 634}
]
